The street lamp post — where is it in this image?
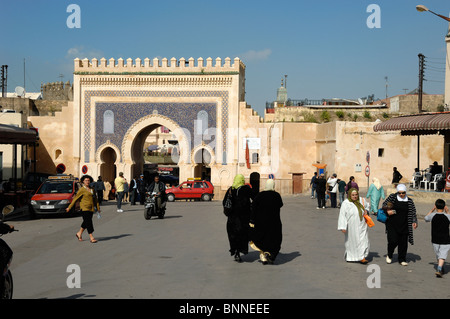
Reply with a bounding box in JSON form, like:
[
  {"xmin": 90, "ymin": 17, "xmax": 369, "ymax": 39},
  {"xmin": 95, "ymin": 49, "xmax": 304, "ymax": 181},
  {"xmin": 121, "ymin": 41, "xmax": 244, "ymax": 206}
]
[{"xmin": 416, "ymin": 5, "xmax": 450, "ymax": 22}]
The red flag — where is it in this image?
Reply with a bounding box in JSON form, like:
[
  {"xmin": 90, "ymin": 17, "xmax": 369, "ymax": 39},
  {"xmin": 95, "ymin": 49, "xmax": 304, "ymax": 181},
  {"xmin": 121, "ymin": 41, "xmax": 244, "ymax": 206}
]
[{"xmin": 245, "ymin": 139, "xmax": 250, "ymax": 169}]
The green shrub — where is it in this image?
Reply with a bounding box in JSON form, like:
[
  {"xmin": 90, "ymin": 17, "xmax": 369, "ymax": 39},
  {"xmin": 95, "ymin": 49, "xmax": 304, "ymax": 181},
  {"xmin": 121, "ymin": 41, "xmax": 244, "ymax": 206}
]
[
  {"xmin": 320, "ymin": 111, "xmax": 330, "ymax": 122},
  {"xmin": 335, "ymin": 110, "xmax": 344, "ymax": 119}
]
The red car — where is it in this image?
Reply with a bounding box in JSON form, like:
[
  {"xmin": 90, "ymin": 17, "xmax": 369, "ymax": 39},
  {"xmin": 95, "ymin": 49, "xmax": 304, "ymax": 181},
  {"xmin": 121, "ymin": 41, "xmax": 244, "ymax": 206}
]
[
  {"xmin": 165, "ymin": 179, "xmax": 214, "ymax": 202},
  {"xmin": 30, "ymin": 175, "xmax": 80, "ymax": 215}
]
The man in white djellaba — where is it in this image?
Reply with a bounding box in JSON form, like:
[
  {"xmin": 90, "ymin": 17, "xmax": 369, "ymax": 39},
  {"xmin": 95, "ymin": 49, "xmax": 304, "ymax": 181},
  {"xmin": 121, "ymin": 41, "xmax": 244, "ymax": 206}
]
[{"xmin": 338, "ymin": 188, "xmax": 371, "ymax": 264}]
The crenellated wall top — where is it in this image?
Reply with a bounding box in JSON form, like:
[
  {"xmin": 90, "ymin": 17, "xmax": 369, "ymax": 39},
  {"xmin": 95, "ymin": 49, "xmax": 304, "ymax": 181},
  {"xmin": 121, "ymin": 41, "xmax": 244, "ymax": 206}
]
[{"xmin": 74, "ymin": 57, "xmax": 245, "ymax": 74}]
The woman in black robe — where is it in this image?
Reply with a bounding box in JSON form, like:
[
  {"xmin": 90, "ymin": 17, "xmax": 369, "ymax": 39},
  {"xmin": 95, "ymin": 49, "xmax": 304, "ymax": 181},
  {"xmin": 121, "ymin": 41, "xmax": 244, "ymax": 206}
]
[
  {"xmin": 223, "ymin": 174, "xmax": 254, "ymax": 262},
  {"xmin": 249, "ymin": 179, "xmax": 283, "ymax": 264}
]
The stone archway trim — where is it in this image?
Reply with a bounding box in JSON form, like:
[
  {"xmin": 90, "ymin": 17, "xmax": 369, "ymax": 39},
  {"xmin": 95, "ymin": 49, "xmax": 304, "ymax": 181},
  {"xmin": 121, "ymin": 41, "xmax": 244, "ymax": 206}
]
[
  {"xmin": 121, "ymin": 113, "xmax": 190, "ymax": 166},
  {"xmin": 95, "ymin": 141, "xmax": 122, "ymax": 164},
  {"xmin": 191, "ymin": 143, "xmax": 216, "ymax": 166}
]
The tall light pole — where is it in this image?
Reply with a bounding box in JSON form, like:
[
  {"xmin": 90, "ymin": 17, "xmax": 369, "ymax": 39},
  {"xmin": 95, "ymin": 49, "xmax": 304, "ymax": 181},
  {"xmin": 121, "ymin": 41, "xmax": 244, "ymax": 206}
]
[
  {"xmin": 416, "ymin": 4, "xmax": 450, "ymax": 172},
  {"xmin": 416, "ymin": 5, "xmax": 450, "ymax": 22},
  {"xmin": 416, "ymin": 4, "xmax": 450, "ymax": 107}
]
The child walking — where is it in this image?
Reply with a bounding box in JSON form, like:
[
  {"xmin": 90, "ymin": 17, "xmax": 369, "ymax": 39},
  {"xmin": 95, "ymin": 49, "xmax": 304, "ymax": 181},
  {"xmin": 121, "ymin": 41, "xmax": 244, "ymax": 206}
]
[{"xmin": 424, "ymin": 199, "xmax": 450, "ymax": 278}]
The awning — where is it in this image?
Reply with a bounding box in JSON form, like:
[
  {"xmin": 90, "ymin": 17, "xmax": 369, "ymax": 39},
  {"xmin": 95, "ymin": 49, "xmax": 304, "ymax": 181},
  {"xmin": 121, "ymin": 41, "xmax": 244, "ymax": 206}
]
[
  {"xmin": 0, "ymin": 124, "xmax": 38, "ymax": 144},
  {"xmin": 373, "ymin": 112, "xmax": 450, "ymax": 135},
  {"xmin": 312, "ymin": 163, "xmax": 327, "ymax": 169}
]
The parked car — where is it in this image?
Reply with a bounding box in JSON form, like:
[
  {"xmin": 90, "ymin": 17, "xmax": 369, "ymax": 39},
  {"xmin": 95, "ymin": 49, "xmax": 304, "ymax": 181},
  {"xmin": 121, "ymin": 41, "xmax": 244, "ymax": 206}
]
[
  {"xmin": 30, "ymin": 175, "xmax": 80, "ymax": 215},
  {"xmin": 165, "ymin": 179, "xmax": 214, "ymax": 202}
]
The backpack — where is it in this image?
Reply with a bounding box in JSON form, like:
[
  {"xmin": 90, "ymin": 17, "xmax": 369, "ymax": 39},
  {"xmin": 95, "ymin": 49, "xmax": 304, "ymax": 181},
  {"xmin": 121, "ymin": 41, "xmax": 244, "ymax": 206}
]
[{"xmin": 223, "ymin": 188, "xmax": 233, "ymax": 216}]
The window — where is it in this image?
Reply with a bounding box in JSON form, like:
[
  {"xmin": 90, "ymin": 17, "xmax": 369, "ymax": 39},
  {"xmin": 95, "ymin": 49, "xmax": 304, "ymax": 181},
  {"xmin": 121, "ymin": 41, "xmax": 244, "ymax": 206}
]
[
  {"xmin": 55, "ymin": 149, "xmax": 62, "ymax": 160},
  {"xmin": 103, "ymin": 110, "xmax": 114, "ymax": 134},
  {"xmin": 252, "ymin": 152, "xmax": 259, "ymax": 164},
  {"xmin": 378, "ymin": 148, "xmax": 384, "ymax": 157},
  {"xmin": 194, "ymin": 182, "xmax": 204, "ymax": 188}
]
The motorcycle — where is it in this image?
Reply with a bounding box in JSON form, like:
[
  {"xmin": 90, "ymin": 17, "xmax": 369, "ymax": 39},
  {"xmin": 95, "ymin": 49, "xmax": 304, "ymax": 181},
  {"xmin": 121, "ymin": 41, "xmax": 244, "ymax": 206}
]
[
  {"xmin": 144, "ymin": 191, "xmax": 165, "ymax": 220},
  {"xmin": 0, "ymin": 225, "xmax": 17, "ymax": 299}
]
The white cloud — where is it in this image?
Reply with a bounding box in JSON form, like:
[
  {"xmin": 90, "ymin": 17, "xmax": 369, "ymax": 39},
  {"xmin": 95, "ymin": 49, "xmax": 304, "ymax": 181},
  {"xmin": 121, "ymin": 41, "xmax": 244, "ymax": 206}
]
[
  {"xmin": 66, "ymin": 46, "xmax": 104, "ymax": 59},
  {"xmin": 239, "ymin": 48, "xmax": 272, "ymax": 62}
]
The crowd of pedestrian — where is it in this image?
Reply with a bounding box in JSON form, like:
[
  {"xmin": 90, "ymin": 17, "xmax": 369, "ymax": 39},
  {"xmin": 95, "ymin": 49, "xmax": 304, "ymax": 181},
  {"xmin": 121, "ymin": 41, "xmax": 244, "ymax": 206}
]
[
  {"xmin": 65, "ymin": 167, "xmax": 449, "ymax": 279},
  {"xmin": 68, "ymin": 171, "xmax": 166, "ymax": 245},
  {"xmin": 311, "ymin": 172, "xmax": 361, "ymax": 210},
  {"xmin": 308, "ymin": 167, "xmax": 449, "ymax": 278}
]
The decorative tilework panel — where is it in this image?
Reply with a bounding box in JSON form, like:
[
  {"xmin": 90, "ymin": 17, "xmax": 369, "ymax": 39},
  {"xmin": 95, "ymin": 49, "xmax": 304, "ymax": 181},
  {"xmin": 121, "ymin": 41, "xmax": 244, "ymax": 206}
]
[
  {"xmin": 82, "ymin": 90, "xmax": 229, "ymax": 163},
  {"xmin": 95, "ymin": 102, "xmax": 217, "ymax": 154}
]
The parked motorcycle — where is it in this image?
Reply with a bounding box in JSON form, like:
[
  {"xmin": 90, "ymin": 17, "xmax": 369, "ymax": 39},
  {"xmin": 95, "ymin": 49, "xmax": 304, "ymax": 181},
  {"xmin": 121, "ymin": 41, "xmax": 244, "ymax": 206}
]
[
  {"xmin": 0, "ymin": 223, "xmax": 17, "ymax": 299},
  {"xmin": 144, "ymin": 191, "xmax": 165, "ymax": 220}
]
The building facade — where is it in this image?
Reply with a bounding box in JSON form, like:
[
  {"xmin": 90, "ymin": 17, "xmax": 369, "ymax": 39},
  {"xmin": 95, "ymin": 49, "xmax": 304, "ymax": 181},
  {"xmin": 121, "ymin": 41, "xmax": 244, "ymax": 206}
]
[{"xmin": 26, "ymin": 56, "xmax": 445, "ymax": 198}]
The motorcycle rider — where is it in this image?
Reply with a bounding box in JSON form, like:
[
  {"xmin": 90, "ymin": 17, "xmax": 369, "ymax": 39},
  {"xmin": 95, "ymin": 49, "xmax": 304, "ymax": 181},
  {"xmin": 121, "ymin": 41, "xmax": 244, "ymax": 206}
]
[
  {"xmin": 146, "ymin": 174, "xmax": 167, "ymax": 214},
  {"xmin": 0, "ymin": 221, "xmax": 14, "ymax": 296}
]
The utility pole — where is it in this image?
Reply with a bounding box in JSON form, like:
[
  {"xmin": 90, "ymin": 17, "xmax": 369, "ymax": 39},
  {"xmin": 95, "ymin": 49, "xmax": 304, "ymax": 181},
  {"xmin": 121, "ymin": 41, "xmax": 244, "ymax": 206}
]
[
  {"xmin": 384, "ymin": 76, "xmax": 388, "ymax": 101},
  {"xmin": 418, "ymin": 53, "xmax": 425, "ymax": 113},
  {"xmin": 1, "ymin": 65, "xmax": 8, "ymax": 97}
]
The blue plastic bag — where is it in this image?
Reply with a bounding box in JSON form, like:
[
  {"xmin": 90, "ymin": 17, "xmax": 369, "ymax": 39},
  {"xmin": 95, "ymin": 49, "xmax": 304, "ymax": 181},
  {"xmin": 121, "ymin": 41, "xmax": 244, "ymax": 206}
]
[{"xmin": 377, "ymin": 208, "xmax": 388, "ymax": 223}]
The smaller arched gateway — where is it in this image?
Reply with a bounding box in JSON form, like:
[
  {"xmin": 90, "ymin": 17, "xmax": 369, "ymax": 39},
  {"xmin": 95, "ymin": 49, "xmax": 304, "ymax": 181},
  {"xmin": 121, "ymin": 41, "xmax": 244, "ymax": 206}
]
[
  {"xmin": 192, "ymin": 144, "xmax": 215, "ymax": 181},
  {"xmin": 96, "ymin": 143, "xmax": 120, "ymax": 184}
]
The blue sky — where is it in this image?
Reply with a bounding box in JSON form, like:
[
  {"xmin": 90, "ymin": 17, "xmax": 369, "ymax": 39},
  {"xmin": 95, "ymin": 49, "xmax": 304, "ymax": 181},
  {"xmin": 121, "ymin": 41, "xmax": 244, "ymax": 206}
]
[{"xmin": 1, "ymin": 0, "xmax": 449, "ymax": 115}]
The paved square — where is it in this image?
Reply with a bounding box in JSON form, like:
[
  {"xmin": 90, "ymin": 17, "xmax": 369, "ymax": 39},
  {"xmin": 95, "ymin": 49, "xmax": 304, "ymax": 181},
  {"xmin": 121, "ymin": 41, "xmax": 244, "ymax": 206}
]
[{"xmin": 5, "ymin": 193, "xmax": 449, "ymax": 299}]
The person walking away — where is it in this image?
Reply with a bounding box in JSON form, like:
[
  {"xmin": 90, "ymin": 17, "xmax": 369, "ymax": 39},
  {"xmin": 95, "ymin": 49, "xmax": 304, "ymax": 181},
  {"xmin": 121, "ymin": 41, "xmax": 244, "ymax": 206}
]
[
  {"xmin": 114, "ymin": 172, "xmax": 126, "ymax": 212},
  {"xmin": 392, "ymin": 167, "xmax": 403, "ymax": 186},
  {"xmin": 424, "ymin": 199, "xmax": 450, "ymax": 277},
  {"xmin": 344, "ymin": 176, "xmax": 359, "ymax": 194},
  {"xmin": 382, "ymin": 184, "xmax": 418, "ymax": 266},
  {"xmin": 366, "ymin": 177, "xmax": 385, "ymax": 215},
  {"xmin": 129, "ymin": 176, "xmax": 138, "ymax": 205},
  {"xmin": 137, "ymin": 174, "xmax": 147, "ymax": 205},
  {"xmin": 223, "ymin": 174, "xmax": 254, "ymax": 262},
  {"xmin": 327, "ymin": 173, "xmax": 338, "ymax": 208},
  {"xmin": 249, "ymin": 179, "xmax": 283, "ymax": 264},
  {"xmin": 103, "ymin": 180, "xmax": 111, "ymax": 201},
  {"xmin": 337, "ymin": 178, "xmax": 346, "ymax": 208},
  {"xmin": 123, "ymin": 178, "xmax": 129, "ymax": 203},
  {"xmin": 147, "ymin": 175, "xmax": 167, "ymax": 214},
  {"xmin": 94, "ymin": 176, "xmax": 105, "ymax": 206},
  {"xmin": 315, "ymin": 174, "xmax": 327, "ymax": 209},
  {"xmin": 66, "ymin": 175, "xmax": 100, "ymax": 243},
  {"xmin": 337, "ymin": 188, "xmax": 371, "ymax": 264},
  {"xmin": 310, "ymin": 172, "xmax": 317, "ymax": 199}
]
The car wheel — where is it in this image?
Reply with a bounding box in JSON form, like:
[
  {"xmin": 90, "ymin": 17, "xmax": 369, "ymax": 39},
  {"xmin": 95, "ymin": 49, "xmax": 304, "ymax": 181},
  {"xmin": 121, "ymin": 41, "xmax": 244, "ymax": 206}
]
[
  {"xmin": 167, "ymin": 194, "xmax": 175, "ymax": 202},
  {"xmin": 201, "ymin": 193, "xmax": 211, "ymax": 201}
]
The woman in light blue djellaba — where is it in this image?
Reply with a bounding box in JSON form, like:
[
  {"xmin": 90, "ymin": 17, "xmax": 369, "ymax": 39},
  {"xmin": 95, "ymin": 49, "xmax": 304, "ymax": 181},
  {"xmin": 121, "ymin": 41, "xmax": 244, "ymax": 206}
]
[{"xmin": 366, "ymin": 178, "xmax": 385, "ymax": 215}]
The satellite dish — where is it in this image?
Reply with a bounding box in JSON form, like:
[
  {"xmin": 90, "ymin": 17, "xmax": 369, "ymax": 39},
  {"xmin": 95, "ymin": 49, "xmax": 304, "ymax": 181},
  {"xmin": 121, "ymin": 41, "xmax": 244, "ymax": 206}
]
[
  {"xmin": 358, "ymin": 98, "xmax": 364, "ymax": 105},
  {"xmin": 15, "ymin": 86, "xmax": 25, "ymax": 97}
]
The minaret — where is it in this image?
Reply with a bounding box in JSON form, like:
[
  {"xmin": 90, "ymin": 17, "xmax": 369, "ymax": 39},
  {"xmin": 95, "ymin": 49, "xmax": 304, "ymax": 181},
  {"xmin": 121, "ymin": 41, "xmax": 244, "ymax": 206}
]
[{"xmin": 276, "ymin": 79, "xmax": 287, "ymax": 106}]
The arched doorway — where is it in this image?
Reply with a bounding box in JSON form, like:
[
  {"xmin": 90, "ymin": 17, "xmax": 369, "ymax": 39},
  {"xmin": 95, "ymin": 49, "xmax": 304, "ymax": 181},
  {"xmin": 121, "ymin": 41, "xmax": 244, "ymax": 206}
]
[
  {"xmin": 131, "ymin": 123, "xmax": 179, "ymax": 185},
  {"xmin": 100, "ymin": 147, "xmax": 117, "ymax": 183},
  {"xmin": 250, "ymin": 172, "xmax": 260, "ymax": 194},
  {"xmin": 193, "ymin": 147, "xmax": 212, "ymax": 181},
  {"xmin": 122, "ymin": 114, "xmax": 190, "ymax": 186}
]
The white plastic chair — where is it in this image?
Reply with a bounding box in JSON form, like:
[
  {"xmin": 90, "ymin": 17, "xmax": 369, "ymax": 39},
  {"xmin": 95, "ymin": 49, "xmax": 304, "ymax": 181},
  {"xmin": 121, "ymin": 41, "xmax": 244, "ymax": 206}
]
[
  {"xmin": 430, "ymin": 174, "xmax": 443, "ymax": 191},
  {"xmin": 420, "ymin": 176, "xmax": 429, "ymax": 190},
  {"xmin": 410, "ymin": 177, "xmax": 416, "ymax": 189}
]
